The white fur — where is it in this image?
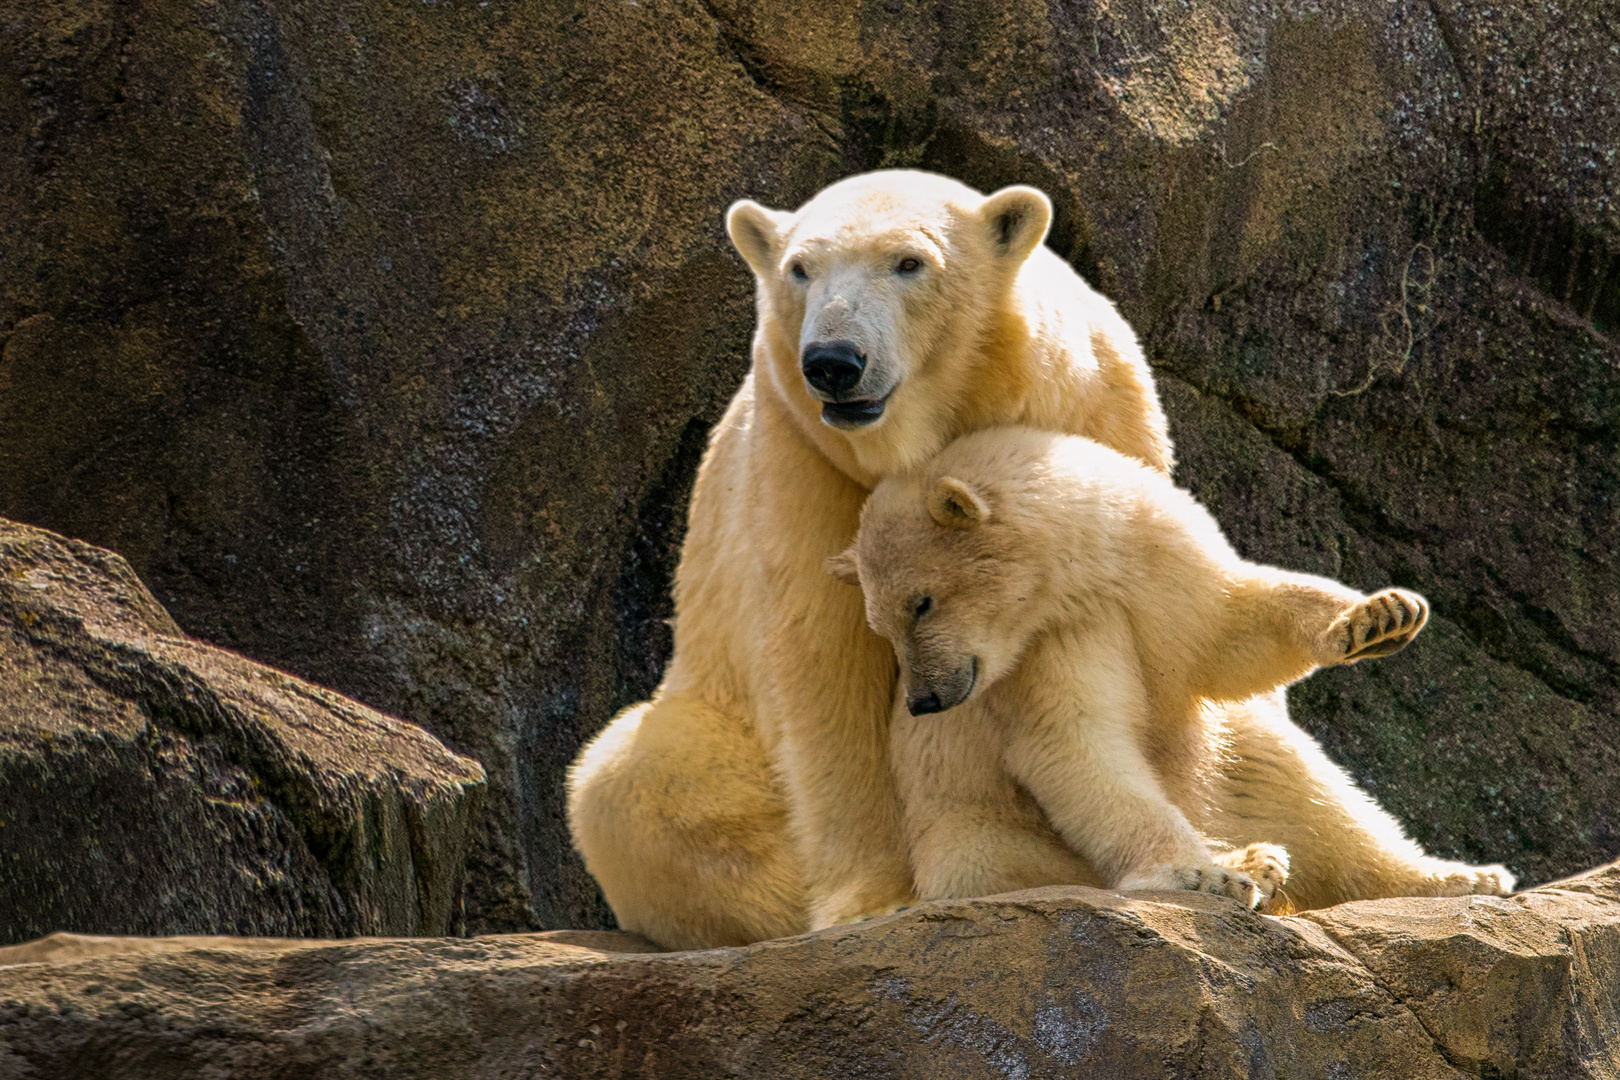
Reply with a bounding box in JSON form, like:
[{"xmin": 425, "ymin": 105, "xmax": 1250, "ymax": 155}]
[
  {"xmin": 566, "ymin": 171, "xmax": 1172, "ymax": 949},
  {"xmin": 566, "ymin": 171, "xmax": 1505, "ymax": 951},
  {"xmin": 850, "ymin": 427, "xmax": 1516, "ymax": 911}
]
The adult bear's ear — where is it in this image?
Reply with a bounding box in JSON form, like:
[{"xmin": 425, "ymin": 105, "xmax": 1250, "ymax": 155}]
[
  {"xmin": 980, "ymin": 186, "xmax": 1052, "ymax": 263},
  {"xmin": 727, "ymin": 200, "xmax": 790, "ymax": 277},
  {"xmin": 928, "ymin": 477, "xmax": 990, "ymax": 529},
  {"xmin": 824, "ymin": 544, "xmax": 862, "ymax": 586}
]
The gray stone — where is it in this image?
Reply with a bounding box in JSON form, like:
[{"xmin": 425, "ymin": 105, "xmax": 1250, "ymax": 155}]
[
  {"xmin": 0, "ymin": 519, "xmax": 486, "ymax": 942},
  {"xmin": 0, "ymin": 861, "xmax": 1615, "ymax": 1077}
]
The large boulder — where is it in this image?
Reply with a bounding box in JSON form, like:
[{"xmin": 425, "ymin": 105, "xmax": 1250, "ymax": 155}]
[
  {"xmin": 2, "ymin": 0, "xmax": 1616, "ymax": 931},
  {"xmin": 0, "ymin": 519, "xmax": 486, "ymax": 943},
  {"xmin": 1, "ymin": 861, "xmax": 1616, "ymax": 1077}
]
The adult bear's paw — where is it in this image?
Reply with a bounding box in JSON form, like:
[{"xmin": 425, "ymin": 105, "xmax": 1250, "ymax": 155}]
[{"xmin": 808, "ymin": 880, "xmax": 918, "ymax": 931}]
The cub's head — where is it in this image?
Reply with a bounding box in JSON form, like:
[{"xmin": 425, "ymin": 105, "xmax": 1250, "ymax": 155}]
[
  {"xmin": 831, "ymin": 460, "xmax": 1052, "ymax": 716},
  {"xmin": 727, "ymin": 171, "xmax": 1053, "ymax": 473}
]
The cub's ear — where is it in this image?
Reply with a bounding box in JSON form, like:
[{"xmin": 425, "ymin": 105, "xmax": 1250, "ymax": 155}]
[
  {"xmin": 727, "ymin": 200, "xmax": 790, "ymax": 277},
  {"xmin": 928, "ymin": 476, "xmax": 990, "ymax": 529},
  {"xmin": 825, "ymin": 544, "xmax": 862, "ymax": 586},
  {"xmin": 980, "ymin": 185, "xmax": 1052, "ymax": 263}
]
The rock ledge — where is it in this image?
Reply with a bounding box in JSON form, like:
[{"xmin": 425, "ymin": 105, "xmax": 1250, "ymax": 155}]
[{"xmin": 1, "ymin": 862, "xmax": 1615, "ymax": 1078}]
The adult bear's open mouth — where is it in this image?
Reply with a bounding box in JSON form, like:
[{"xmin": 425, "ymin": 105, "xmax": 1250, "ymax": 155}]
[{"xmin": 821, "ymin": 394, "xmax": 889, "ymax": 429}]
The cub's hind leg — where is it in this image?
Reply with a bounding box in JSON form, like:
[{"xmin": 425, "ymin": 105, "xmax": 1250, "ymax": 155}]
[{"xmin": 1204, "ymin": 692, "xmax": 1515, "ymax": 912}]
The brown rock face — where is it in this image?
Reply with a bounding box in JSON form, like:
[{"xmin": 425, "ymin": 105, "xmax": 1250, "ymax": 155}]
[
  {"xmin": 1, "ymin": 862, "xmax": 1617, "ymax": 1078},
  {"xmin": 0, "ymin": 519, "xmax": 486, "ymax": 943},
  {"xmin": 1, "ymin": 0, "xmax": 1616, "ymax": 933}
]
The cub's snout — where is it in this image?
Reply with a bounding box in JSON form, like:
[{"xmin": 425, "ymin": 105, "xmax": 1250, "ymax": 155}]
[{"xmin": 906, "ymin": 656, "xmax": 977, "ymax": 716}]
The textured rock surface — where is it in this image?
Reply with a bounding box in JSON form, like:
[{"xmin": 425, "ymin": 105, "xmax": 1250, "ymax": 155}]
[
  {"xmin": 1, "ymin": 861, "xmax": 1617, "ymax": 1078},
  {"xmin": 1, "ymin": 0, "xmax": 1616, "ymax": 932},
  {"xmin": 0, "ymin": 519, "xmax": 486, "ymax": 944}
]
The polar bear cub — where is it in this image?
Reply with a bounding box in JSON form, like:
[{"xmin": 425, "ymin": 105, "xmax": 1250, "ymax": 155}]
[{"xmin": 832, "ymin": 425, "xmax": 1462, "ymax": 910}]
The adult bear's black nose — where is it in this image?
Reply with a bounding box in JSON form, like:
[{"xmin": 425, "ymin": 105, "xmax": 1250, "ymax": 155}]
[{"xmin": 801, "ymin": 341, "xmax": 866, "ymax": 398}]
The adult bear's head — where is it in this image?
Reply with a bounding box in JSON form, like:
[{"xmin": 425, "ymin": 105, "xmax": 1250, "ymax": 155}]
[{"xmin": 727, "ymin": 171, "xmax": 1053, "ymax": 481}]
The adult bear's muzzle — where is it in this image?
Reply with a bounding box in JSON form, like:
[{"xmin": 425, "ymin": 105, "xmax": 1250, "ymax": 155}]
[
  {"xmin": 801, "ymin": 340, "xmax": 865, "ymax": 397},
  {"xmin": 801, "ymin": 340, "xmax": 889, "ymax": 428}
]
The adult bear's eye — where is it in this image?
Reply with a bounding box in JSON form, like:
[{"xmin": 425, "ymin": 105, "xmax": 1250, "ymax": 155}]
[
  {"xmin": 896, "ymin": 257, "xmax": 921, "ymax": 274},
  {"xmin": 791, "ymin": 262, "xmax": 808, "ymax": 281},
  {"xmin": 913, "ymin": 596, "xmax": 933, "ymax": 620}
]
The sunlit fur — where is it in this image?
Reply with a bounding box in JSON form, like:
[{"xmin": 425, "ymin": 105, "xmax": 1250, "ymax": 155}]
[
  {"xmin": 566, "ymin": 170, "xmax": 1175, "ymax": 949},
  {"xmin": 846, "ymin": 427, "xmax": 1516, "ymax": 911},
  {"xmin": 722, "ymin": 171, "xmax": 1171, "ymax": 485}
]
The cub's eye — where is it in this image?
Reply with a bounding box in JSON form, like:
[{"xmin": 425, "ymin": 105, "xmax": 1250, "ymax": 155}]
[
  {"xmin": 913, "ymin": 595, "xmax": 933, "ymax": 620},
  {"xmin": 895, "ymin": 257, "xmax": 922, "ymax": 274},
  {"xmin": 791, "ymin": 262, "xmax": 809, "ymax": 281}
]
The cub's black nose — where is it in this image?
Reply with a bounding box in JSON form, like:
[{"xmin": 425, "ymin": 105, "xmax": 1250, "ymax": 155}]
[
  {"xmin": 801, "ymin": 341, "xmax": 866, "ymax": 398},
  {"xmin": 907, "ymin": 691, "xmax": 943, "ymax": 716}
]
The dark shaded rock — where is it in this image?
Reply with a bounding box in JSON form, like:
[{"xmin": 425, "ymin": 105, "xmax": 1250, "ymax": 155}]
[
  {"xmin": 1, "ymin": 0, "xmax": 1616, "ymax": 932},
  {"xmin": 0, "ymin": 519, "xmax": 486, "ymax": 943},
  {"xmin": 1, "ymin": 861, "xmax": 1616, "ymax": 1078}
]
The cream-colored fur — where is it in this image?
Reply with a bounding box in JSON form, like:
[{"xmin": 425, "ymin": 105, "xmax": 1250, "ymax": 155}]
[
  {"xmin": 567, "ymin": 171, "xmax": 1172, "ymax": 949},
  {"xmin": 839, "ymin": 426, "xmax": 1515, "ymax": 912},
  {"xmin": 566, "ymin": 170, "xmax": 1506, "ymax": 951}
]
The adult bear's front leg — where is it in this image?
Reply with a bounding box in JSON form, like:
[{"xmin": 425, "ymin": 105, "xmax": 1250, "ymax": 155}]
[
  {"xmin": 761, "ymin": 545, "xmax": 917, "ymax": 931},
  {"xmin": 751, "ymin": 405, "xmax": 917, "ymax": 932},
  {"xmin": 569, "ymin": 374, "xmax": 911, "ymax": 947}
]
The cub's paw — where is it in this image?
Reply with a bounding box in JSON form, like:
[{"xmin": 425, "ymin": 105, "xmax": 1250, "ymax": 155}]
[
  {"xmin": 1117, "ymin": 862, "xmax": 1267, "ymax": 910},
  {"xmin": 1213, "ymin": 843, "xmax": 1290, "ymax": 912},
  {"xmin": 1420, "ymin": 860, "xmax": 1517, "ymax": 897},
  {"xmin": 1326, "ymin": 588, "xmax": 1428, "ymax": 663}
]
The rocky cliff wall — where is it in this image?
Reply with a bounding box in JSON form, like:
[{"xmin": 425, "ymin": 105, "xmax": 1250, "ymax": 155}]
[{"xmin": 2, "ymin": 0, "xmax": 1615, "ymax": 931}]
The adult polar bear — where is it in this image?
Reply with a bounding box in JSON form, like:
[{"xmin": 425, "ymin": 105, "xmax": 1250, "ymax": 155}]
[{"xmin": 568, "ymin": 171, "xmax": 1478, "ymax": 950}]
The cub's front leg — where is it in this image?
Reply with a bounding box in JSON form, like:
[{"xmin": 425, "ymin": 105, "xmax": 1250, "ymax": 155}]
[
  {"xmin": 997, "ymin": 613, "xmax": 1271, "ymax": 910},
  {"xmin": 1198, "ymin": 577, "xmax": 1431, "ymax": 704},
  {"xmin": 1114, "ymin": 842, "xmax": 1290, "ymax": 911},
  {"xmin": 893, "ymin": 687, "xmax": 1102, "ymax": 900}
]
